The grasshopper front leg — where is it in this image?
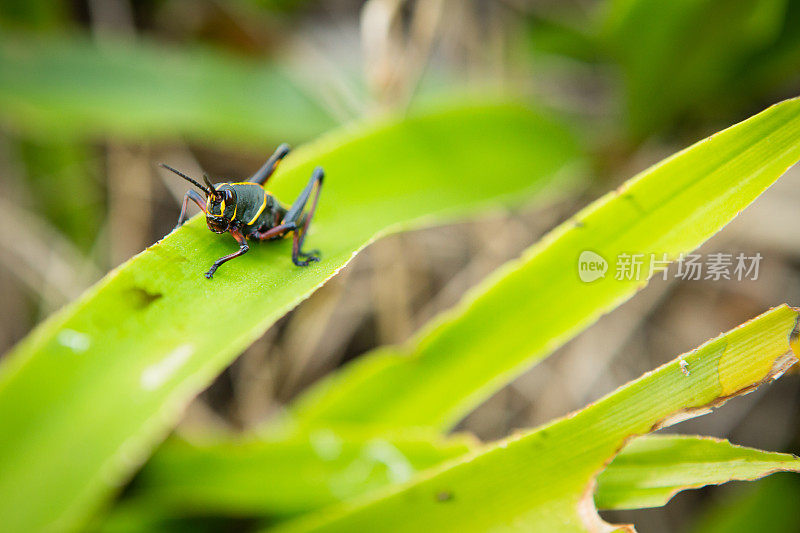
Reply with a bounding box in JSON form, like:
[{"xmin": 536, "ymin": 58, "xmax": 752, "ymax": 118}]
[
  {"xmin": 205, "ymin": 228, "xmax": 249, "ymax": 279},
  {"xmin": 174, "ymin": 189, "xmax": 207, "ymax": 232}
]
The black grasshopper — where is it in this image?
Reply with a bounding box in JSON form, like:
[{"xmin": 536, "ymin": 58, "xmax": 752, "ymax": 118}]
[{"xmin": 161, "ymin": 144, "xmax": 323, "ymax": 279}]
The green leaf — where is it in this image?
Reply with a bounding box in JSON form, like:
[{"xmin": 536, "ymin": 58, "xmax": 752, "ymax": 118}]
[
  {"xmin": 124, "ymin": 429, "xmax": 477, "ymax": 518},
  {"xmin": 595, "ymin": 434, "xmax": 800, "ymax": 510},
  {"xmin": 289, "ymin": 96, "xmax": 800, "ymax": 431},
  {"xmin": 0, "ymin": 101, "xmax": 582, "ymax": 533},
  {"xmin": 272, "ymin": 305, "xmax": 799, "ymax": 532},
  {"xmin": 106, "ymin": 432, "xmax": 800, "ymax": 521},
  {"xmin": 0, "ymin": 32, "xmax": 338, "ymax": 147}
]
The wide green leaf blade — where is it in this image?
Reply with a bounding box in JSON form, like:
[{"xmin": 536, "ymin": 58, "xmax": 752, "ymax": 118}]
[
  {"xmin": 109, "ymin": 432, "xmax": 800, "ymax": 520},
  {"xmin": 595, "ymin": 434, "xmax": 800, "ymax": 510},
  {"xmin": 289, "ymin": 96, "xmax": 800, "ymax": 431},
  {"xmin": 0, "ymin": 33, "xmax": 338, "ymax": 147},
  {"xmin": 122, "ymin": 429, "xmax": 477, "ymax": 518},
  {"xmin": 0, "ymin": 102, "xmax": 581, "ymax": 533},
  {"xmin": 273, "ymin": 305, "xmax": 799, "ymax": 532}
]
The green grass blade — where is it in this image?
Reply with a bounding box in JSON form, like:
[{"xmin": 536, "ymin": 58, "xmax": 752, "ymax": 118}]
[
  {"xmin": 273, "ymin": 305, "xmax": 799, "ymax": 532},
  {"xmin": 595, "ymin": 434, "xmax": 800, "ymax": 510},
  {"xmin": 106, "ymin": 430, "xmax": 800, "ymax": 521},
  {"xmin": 0, "ymin": 102, "xmax": 581, "ymax": 533},
  {"xmin": 289, "ymin": 97, "xmax": 800, "ymax": 431},
  {"xmin": 122, "ymin": 429, "xmax": 477, "ymax": 519},
  {"xmin": 0, "ymin": 32, "xmax": 337, "ymax": 147}
]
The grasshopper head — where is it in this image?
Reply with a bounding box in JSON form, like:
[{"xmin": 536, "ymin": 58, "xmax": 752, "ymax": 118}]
[
  {"xmin": 205, "ymin": 184, "xmax": 237, "ymax": 234},
  {"xmin": 159, "ymin": 164, "xmax": 239, "ymax": 234}
]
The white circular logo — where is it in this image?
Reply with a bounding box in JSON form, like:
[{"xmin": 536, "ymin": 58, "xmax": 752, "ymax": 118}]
[{"xmin": 578, "ymin": 251, "xmax": 607, "ymax": 283}]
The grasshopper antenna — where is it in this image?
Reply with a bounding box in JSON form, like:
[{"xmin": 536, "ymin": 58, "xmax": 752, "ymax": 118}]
[
  {"xmin": 160, "ymin": 163, "xmax": 214, "ymax": 197},
  {"xmin": 202, "ymin": 174, "xmax": 218, "ymax": 198}
]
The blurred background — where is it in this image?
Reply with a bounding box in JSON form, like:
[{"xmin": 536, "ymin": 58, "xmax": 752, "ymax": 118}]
[{"xmin": 2, "ymin": 0, "xmax": 800, "ymax": 531}]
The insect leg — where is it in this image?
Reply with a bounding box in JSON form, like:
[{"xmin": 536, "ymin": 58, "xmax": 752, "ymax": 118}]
[
  {"xmin": 205, "ymin": 228, "xmax": 249, "ymax": 279},
  {"xmin": 174, "ymin": 189, "xmax": 207, "ymax": 231},
  {"xmin": 283, "ymin": 167, "xmax": 323, "ymax": 225},
  {"xmin": 294, "ymin": 171, "xmax": 324, "ymax": 261},
  {"xmin": 284, "ymin": 167, "xmax": 323, "ymax": 266},
  {"xmin": 249, "ymin": 143, "xmax": 291, "ymax": 185},
  {"xmin": 252, "ymin": 222, "xmax": 296, "ymax": 241}
]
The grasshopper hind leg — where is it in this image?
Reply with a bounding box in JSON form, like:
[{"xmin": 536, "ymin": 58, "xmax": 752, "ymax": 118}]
[
  {"xmin": 283, "ymin": 167, "xmax": 324, "ymax": 266},
  {"xmin": 249, "ymin": 143, "xmax": 291, "ymax": 186}
]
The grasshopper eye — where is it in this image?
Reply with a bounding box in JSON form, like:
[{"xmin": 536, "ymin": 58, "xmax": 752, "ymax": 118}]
[{"xmin": 224, "ymin": 190, "xmax": 234, "ymax": 203}]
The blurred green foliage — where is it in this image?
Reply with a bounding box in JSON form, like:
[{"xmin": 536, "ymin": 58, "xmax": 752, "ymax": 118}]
[
  {"xmin": 17, "ymin": 139, "xmax": 101, "ymax": 250},
  {"xmin": 0, "ymin": 33, "xmax": 338, "ymax": 148},
  {"xmin": 0, "ymin": 0, "xmax": 66, "ymax": 31},
  {"xmin": 602, "ymin": 0, "xmax": 794, "ymax": 139},
  {"xmin": 690, "ymin": 474, "xmax": 800, "ymax": 533},
  {"xmin": 527, "ymin": 0, "xmax": 800, "ymax": 141}
]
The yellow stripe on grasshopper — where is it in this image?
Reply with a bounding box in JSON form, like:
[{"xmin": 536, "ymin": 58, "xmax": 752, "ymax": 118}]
[{"xmin": 247, "ymin": 190, "xmax": 268, "ymax": 225}]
